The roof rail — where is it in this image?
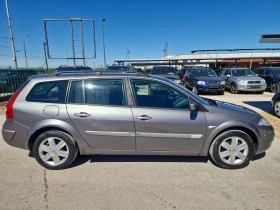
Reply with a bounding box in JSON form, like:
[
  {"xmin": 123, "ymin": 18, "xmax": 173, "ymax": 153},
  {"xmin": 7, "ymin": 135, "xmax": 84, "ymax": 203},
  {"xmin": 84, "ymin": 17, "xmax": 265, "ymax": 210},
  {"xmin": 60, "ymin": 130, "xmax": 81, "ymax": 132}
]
[{"xmin": 49, "ymin": 70, "xmax": 148, "ymax": 77}]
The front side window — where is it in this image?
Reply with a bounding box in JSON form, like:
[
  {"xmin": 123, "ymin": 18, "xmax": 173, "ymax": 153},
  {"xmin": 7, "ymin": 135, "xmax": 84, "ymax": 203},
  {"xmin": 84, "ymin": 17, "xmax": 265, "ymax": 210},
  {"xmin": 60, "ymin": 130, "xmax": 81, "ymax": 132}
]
[
  {"xmin": 130, "ymin": 79, "xmax": 189, "ymax": 109},
  {"xmin": 68, "ymin": 79, "xmax": 126, "ymax": 106},
  {"xmin": 26, "ymin": 80, "xmax": 68, "ymax": 103}
]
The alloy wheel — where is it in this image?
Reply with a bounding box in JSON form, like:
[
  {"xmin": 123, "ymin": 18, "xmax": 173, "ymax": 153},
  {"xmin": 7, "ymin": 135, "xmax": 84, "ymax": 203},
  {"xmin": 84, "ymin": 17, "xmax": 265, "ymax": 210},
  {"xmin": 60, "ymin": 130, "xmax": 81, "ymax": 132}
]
[
  {"xmin": 274, "ymin": 101, "xmax": 280, "ymax": 117},
  {"xmin": 38, "ymin": 137, "xmax": 69, "ymax": 166},
  {"xmin": 218, "ymin": 136, "xmax": 249, "ymax": 165}
]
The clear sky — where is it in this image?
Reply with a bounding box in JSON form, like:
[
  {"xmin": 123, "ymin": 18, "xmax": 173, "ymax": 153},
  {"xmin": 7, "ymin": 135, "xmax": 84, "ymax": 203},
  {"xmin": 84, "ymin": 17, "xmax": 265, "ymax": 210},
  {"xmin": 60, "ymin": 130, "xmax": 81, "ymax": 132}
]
[{"xmin": 0, "ymin": 0, "xmax": 280, "ymax": 68}]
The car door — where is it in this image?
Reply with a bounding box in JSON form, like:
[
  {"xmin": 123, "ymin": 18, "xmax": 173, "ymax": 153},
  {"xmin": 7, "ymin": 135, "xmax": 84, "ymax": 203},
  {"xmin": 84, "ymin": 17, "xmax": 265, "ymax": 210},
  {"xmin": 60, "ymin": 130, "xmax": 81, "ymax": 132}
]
[
  {"xmin": 129, "ymin": 79, "xmax": 207, "ymax": 155},
  {"xmin": 66, "ymin": 78, "xmax": 136, "ymax": 150},
  {"xmin": 264, "ymin": 69, "xmax": 273, "ymax": 87}
]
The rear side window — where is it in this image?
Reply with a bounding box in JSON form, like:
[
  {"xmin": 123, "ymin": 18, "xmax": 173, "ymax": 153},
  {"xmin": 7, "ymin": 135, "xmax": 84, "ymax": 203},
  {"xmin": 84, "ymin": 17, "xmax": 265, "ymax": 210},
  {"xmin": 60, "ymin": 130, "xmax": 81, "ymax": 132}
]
[
  {"xmin": 26, "ymin": 80, "xmax": 68, "ymax": 103},
  {"xmin": 68, "ymin": 79, "xmax": 126, "ymax": 106}
]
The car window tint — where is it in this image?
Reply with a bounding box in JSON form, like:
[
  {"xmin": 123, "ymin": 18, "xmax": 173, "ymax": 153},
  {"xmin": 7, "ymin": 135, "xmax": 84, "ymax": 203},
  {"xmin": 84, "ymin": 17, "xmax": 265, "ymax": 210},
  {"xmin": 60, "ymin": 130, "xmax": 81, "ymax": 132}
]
[
  {"xmin": 26, "ymin": 80, "xmax": 68, "ymax": 103},
  {"xmin": 84, "ymin": 79, "xmax": 126, "ymax": 106},
  {"xmin": 68, "ymin": 80, "xmax": 84, "ymax": 103},
  {"xmin": 131, "ymin": 79, "xmax": 189, "ymax": 109}
]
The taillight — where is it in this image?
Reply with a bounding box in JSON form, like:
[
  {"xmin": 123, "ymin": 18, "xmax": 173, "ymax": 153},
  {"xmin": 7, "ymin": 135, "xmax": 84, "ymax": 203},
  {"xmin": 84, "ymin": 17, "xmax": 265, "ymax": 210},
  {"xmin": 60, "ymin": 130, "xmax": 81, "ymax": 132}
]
[{"xmin": 6, "ymin": 87, "xmax": 24, "ymax": 119}]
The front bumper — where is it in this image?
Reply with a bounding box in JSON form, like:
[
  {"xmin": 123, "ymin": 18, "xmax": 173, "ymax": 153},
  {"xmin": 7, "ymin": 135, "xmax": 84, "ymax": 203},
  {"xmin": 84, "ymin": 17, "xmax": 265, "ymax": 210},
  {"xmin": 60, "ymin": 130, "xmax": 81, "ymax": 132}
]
[
  {"xmin": 196, "ymin": 84, "xmax": 225, "ymax": 92},
  {"xmin": 237, "ymin": 84, "xmax": 266, "ymax": 91},
  {"xmin": 255, "ymin": 125, "xmax": 275, "ymax": 154}
]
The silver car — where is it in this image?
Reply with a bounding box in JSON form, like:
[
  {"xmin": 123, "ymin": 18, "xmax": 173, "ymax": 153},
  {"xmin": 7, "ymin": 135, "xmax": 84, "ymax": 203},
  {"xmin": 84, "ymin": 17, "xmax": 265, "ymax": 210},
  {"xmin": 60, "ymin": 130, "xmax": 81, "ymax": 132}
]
[
  {"xmin": 2, "ymin": 72, "xmax": 274, "ymax": 170},
  {"xmin": 221, "ymin": 67, "xmax": 267, "ymax": 94}
]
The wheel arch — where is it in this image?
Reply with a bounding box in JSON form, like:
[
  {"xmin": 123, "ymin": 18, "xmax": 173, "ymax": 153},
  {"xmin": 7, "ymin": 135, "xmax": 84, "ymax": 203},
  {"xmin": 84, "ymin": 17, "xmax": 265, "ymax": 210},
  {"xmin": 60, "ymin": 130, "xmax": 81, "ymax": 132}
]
[
  {"xmin": 26, "ymin": 119, "xmax": 91, "ymax": 154},
  {"xmin": 199, "ymin": 125, "xmax": 259, "ymax": 156}
]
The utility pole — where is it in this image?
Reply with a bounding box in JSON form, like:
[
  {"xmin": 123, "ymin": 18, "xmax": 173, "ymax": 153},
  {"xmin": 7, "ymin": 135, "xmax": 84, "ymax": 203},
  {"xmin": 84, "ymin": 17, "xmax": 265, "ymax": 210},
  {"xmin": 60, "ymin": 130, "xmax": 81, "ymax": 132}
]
[
  {"xmin": 102, "ymin": 18, "xmax": 107, "ymax": 69},
  {"xmin": 43, "ymin": 42, "xmax": 49, "ymax": 72},
  {"xmin": 70, "ymin": 20, "xmax": 76, "ymax": 67},
  {"xmin": 5, "ymin": 0, "xmax": 18, "ymax": 69},
  {"xmin": 23, "ymin": 39, "xmax": 28, "ymax": 69},
  {"xmin": 163, "ymin": 42, "xmax": 168, "ymax": 58}
]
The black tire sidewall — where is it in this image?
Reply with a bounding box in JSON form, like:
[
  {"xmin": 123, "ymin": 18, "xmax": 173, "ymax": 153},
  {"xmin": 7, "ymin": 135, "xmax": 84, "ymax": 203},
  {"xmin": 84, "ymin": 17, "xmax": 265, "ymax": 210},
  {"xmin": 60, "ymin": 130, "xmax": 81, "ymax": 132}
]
[
  {"xmin": 210, "ymin": 130, "xmax": 255, "ymax": 169},
  {"xmin": 33, "ymin": 130, "xmax": 78, "ymax": 170}
]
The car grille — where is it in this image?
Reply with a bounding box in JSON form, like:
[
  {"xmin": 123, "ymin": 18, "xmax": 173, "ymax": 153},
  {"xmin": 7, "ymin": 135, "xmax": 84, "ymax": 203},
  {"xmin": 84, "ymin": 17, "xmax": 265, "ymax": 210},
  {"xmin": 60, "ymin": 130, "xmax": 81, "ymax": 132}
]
[
  {"xmin": 207, "ymin": 81, "xmax": 220, "ymax": 85},
  {"xmin": 247, "ymin": 85, "xmax": 262, "ymax": 89},
  {"xmin": 248, "ymin": 81, "xmax": 261, "ymax": 84}
]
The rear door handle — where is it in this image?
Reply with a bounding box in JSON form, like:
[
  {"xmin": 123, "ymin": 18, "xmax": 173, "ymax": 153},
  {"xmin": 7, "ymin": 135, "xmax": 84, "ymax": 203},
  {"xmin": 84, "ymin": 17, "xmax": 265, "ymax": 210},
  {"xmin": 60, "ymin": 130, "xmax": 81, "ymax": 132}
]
[
  {"xmin": 74, "ymin": 112, "xmax": 91, "ymax": 118},
  {"xmin": 136, "ymin": 115, "xmax": 152, "ymax": 121}
]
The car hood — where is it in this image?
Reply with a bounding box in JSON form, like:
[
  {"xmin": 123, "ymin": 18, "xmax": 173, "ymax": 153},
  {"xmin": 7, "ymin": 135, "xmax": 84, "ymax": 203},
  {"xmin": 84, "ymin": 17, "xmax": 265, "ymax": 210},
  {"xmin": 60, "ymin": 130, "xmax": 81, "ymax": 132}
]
[
  {"xmin": 233, "ymin": 76, "xmax": 262, "ymax": 81},
  {"xmin": 194, "ymin": 76, "xmax": 223, "ymax": 82},
  {"xmin": 157, "ymin": 74, "xmax": 180, "ymax": 80}
]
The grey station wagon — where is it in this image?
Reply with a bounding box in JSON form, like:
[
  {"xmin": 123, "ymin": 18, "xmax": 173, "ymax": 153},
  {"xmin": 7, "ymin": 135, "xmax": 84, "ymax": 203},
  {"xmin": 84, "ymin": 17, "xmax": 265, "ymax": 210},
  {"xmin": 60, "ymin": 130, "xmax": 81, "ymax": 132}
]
[{"xmin": 2, "ymin": 72, "xmax": 275, "ymax": 170}]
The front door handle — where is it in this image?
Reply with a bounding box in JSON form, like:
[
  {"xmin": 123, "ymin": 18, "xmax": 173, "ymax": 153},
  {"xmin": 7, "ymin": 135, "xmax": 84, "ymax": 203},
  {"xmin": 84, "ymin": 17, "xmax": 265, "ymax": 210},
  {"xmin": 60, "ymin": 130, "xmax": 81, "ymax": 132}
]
[
  {"xmin": 136, "ymin": 115, "xmax": 152, "ymax": 121},
  {"xmin": 74, "ymin": 112, "xmax": 91, "ymax": 118}
]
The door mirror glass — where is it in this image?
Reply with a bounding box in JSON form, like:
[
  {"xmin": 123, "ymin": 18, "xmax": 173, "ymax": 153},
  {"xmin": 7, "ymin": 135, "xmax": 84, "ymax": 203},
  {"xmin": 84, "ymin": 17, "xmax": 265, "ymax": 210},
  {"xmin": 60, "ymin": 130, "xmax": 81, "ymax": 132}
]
[{"xmin": 189, "ymin": 102, "xmax": 198, "ymax": 112}]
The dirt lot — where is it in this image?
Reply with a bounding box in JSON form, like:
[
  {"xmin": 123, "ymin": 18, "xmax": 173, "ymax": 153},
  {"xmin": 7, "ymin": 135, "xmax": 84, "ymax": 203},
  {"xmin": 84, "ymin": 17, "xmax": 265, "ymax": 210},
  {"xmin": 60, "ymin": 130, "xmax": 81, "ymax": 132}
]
[{"xmin": 201, "ymin": 91, "xmax": 279, "ymax": 138}]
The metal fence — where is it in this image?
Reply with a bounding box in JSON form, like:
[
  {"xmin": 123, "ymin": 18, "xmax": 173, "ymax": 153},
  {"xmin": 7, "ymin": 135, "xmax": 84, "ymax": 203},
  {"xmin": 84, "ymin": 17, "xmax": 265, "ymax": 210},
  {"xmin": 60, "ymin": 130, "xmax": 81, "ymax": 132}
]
[{"xmin": 0, "ymin": 69, "xmax": 47, "ymax": 102}]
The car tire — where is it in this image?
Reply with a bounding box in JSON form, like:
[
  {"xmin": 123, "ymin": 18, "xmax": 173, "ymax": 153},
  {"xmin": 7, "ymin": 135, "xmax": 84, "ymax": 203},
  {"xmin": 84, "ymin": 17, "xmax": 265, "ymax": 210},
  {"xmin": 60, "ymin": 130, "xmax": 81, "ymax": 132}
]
[
  {"xmin": 218, "ymin": 90, "xmax": 224, "ymax": 95},
  {"xmin": 209, "ymin": 130, "xmax": 255, "ymax": 169},
  {"xmin": 33, "ymin": 130, "xmax": 78, "ymax": 170},
  {"xmin": 192, "ymin": 86, "xmax": 199, "ymax": 95},
  {"xmin": 230, "ymin": 83, "xmax": 238, "ymax": 94},
  {"xmin": 271, "ymin": 83, "xmax": 280, "ymax": 93},
  {"xmin": 274, "ymin": 100, "xmax": 280, "ymax": 118}
]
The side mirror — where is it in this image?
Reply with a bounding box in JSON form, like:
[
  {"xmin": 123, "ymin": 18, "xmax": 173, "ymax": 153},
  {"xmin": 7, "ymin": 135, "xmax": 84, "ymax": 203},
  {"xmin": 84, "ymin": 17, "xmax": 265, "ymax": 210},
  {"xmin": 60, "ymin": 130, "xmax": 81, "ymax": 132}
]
[
  {"xmin": 226, "ymin": 74, "xmax": 231, "ymax": 77},
  {"xmin": 189, "ymin": 102, "xmax": 198, "ymax": 112},
  {"xmin": 255, "ymin": 74, "xmax": 258, "ymax": 76}
]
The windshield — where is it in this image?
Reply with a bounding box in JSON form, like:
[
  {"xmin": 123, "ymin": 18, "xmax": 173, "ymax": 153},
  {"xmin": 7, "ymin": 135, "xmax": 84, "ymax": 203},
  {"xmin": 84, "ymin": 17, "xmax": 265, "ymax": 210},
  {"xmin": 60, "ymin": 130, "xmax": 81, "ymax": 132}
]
[
  {"xmin": 194, "ymin": 68, "xmax": 217, "ymax": 77},
  {"xmin": 151, "ymin": 67, "xmax": 177, "ymax": 75},
  {"xmin": 231, "ymin": 69, "xmax": 255, "ymax": 77},
  {"xmin": 272, "ymin": 68, "xmax": 280, "ymax": 76},
  {"xmin": 107, "ymin": 66, "xmax": 130, "ymax": 71}
]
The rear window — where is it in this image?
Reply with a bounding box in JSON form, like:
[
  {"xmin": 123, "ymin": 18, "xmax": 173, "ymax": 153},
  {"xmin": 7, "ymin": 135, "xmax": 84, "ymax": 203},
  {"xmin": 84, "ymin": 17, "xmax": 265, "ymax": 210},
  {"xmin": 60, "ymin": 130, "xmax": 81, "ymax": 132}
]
[{"xmin": 26, "ymin": 80, "xmax": 68, "ymax": 103}]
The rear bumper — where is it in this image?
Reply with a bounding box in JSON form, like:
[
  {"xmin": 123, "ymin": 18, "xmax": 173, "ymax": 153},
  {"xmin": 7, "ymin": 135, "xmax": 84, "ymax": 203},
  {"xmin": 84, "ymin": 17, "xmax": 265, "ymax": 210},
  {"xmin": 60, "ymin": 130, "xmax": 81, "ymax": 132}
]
[
  {"xmin": 255, "ymin": 125, "xmax": 275, "ymax": 154},
  {"xmin": 2, "ymin": 120, "xmax": 30, "ymax": 150}
]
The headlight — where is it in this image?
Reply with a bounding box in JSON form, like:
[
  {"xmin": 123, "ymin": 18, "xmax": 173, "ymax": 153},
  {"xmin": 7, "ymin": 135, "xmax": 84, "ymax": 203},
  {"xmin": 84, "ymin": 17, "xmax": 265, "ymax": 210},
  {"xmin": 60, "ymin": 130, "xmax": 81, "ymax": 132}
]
[
  {"xmin": 238, "ymin": 80, "xmax": 247, "ymax": 85},
  {"xmin": 174, "ymin": 79, "xmax": 181, "ymax": 84},
  {"xmin": 197, "ymin": 81, "xmax": 206, "ymax": 85},
  {"xmin": 220, "ymin": 81, "xmax": 225, "ymax": 85},
  {"xmin": 257, "ymin": 118, "xmax": 271, "ymax": 126},
  {"xmin": 261, "ymin": 79, "xmax": 266, "ymax": 84}
]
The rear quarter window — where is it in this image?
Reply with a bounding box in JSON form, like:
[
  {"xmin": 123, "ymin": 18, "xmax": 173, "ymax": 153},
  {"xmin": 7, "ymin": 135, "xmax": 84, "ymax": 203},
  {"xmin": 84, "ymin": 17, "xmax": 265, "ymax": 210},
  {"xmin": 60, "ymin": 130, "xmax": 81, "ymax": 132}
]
[{"xmin": 26, "ymin": 80, "xmax": 68, "ymax": 103}]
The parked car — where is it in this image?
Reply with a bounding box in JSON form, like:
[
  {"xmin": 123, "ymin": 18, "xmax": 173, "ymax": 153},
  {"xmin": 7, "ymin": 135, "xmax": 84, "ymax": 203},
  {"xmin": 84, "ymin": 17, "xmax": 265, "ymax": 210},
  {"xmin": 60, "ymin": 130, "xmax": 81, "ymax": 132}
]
[
  {"xmin": 106, "ymin": 65, "xmax": 132, "ymax": 71},
  {"xmin": 176, "ymin": 69, "xmax": 187, "ymax": 83},
  {"xmin": 2, "ymin": 72, "xmax": 274, "ymax": 170},
  {"xmin": 183, "ymin": 67, "xmax": 225, "ymax": 95},
  {"xmin": 54, "ymin": 65, "xmax": 93, "ymax": 72},
  {"xmin": 272, "ymin": 92, "xmax": 280, "ymax": 117},
  {"xmin": 220, "ymin": 67, "xmax": 267, "ymax": 94},
  {"xmin": 255, "ymin": 67, "xmax": 280, "ymax": 93},
  {"xmin": 150, "ymin": 66, "xmax": 181, "ymax": 84}
]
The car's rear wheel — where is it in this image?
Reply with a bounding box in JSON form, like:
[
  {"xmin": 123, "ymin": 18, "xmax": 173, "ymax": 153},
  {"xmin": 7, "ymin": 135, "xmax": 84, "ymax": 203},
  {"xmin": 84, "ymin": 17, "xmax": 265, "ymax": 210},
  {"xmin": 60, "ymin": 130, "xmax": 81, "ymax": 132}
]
[
  {"xmin": 209, "ymin": 130, "xmax": 254, "ymax": 169},
  {"xmin": 33, "ymin": 130, "xmax": 78, "ymax": 170},
  {"xmin": 274, "ymin": 100, "xmax": 280, "ymax": 118},
  {"xmin": 271, "ymin": 83, "xmax": 280, "ymax": 93},
  {"xmin": 230, "ymin": 83, "xmax": 238, "ymax": 94}
]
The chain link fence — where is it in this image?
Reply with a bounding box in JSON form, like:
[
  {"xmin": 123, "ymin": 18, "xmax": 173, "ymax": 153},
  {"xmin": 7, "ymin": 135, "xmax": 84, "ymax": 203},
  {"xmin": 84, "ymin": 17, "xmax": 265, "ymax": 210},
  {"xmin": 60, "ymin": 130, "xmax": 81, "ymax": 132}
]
[{"xmin": 0, "ymin": 69, "xmax": 47, "ymax": 102}]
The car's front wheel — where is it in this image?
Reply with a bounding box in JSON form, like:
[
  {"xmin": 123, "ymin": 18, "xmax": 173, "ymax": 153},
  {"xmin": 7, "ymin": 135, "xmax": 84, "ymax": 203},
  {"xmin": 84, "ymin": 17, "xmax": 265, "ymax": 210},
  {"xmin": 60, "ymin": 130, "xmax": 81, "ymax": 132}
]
[
  {"xmin": 209, "ymin": 130, "xmax": 255, "ymax": 169},
  {"xmin": 33, "ymin": 130, "xmax": 78, "ymax": 170},
  {"xmin": 271, "ymin": 83, "xmax": 280, "ymax": 93},
  {"xmin": 230, "ymin": 83, "xmax": 238, "ymax": 94},
  {"xmin": 274, "ymin": 100, "xmax": 280, "ymax": 118}
]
